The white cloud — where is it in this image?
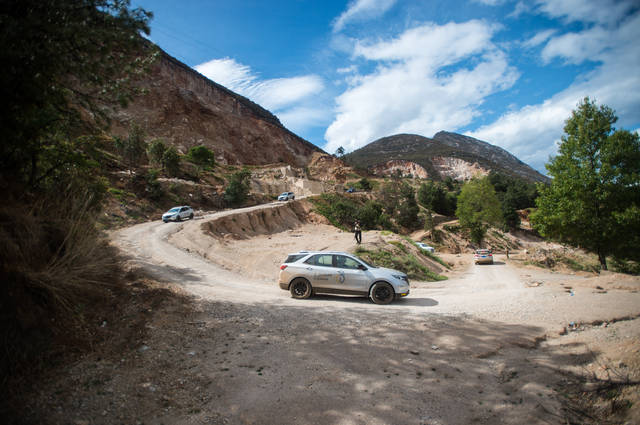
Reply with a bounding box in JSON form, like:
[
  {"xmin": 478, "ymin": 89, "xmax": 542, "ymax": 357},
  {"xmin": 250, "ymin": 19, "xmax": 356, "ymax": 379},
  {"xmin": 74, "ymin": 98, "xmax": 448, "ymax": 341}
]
[
  {"xmin": 336, "ymin": 65, "xmax": 358, "ymax": 74},
  {"xmin": 324, "ymin": 20, "xmax": 519, "ymax": 153},
  {"xmin": 468, "ymin": 8, "xmax": 640, "ymax": 172},
  {"xmin": 508, "ymin": 1, "xmax": 530, "ymax": 18},
  {"xmin": 246, "ymin": 76, "xmax": 324, "ymax": 111},
  {"xmin": 332, "ymin": 0, "xmax": 397, "ymax": 32},
  {"xmin": 473, "ymin": 0, "xmax": 508, "ymax": 5},
  {"xmin": 541, "ymin": 27, "xmax": 611, "ymax": 64},
  {"xmin": 194, "ymin": 58, "xmax": 325, "ymax": 131},
  {"xmin": 534, "ymin": 0, "xmax": 636, "ymax": 25},
  {"xmin": 194, "ymin": 58, "xmax": 256, "ymax": 93},
  {"xmin": 353, "ymin": 20, "xmax": 495, "ymax": 65},
  {"xmin": 277, "ymin": 106, "xmax": 330, "ymax": 133},
  {"xmin": 522, "ymin": 29, "xmax": 557, "ymax": 48}
]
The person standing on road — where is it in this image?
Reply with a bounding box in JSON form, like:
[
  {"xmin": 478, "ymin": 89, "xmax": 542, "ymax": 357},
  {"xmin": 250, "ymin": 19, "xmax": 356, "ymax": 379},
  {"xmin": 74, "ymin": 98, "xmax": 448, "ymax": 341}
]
[{"xmin": 354, "ymin": 220, "xmax": 362, "ymax": 244}]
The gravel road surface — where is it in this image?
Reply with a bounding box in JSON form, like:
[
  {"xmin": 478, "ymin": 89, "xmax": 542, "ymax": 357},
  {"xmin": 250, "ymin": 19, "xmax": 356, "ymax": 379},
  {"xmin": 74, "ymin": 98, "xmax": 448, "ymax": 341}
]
[{"xmin": 106, "ymin": 204, "xmax": 640, "ymax": 424}]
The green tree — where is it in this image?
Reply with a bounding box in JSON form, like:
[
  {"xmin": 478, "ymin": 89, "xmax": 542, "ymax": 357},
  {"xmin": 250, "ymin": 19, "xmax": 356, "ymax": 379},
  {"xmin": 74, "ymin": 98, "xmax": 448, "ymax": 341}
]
[
  {"xmin": 532, "ymin": 98, "xmax": 640, "ymax": 270},
  {"xmin": 396, "ymin": 183, "xmax": 420, "ymax": 229},
  {"xmin": 335, "ymin": 146, "xmax": 345, "ymax": 157},
  {"xmin": 488, "ymin": 171, "xmax": 538, "ymax": 229},
  {"xmin": 162, "ymin": 146, "xmax": 181, "ymax": 177},
  {"xmin": 357, "ymin": 200, "xmax": 383, "ymax": 229},
  {"xmin": 145, "ymin": 169, "xmax": 163, "ymax": 200},
  {"xmin": 224, "ymin": 168, "xmax": 251, "ymax": 206},
  {"xmin": 115, "ymin": 124, "xmax": 147, "ymax": 167},
  {"xmin": 357, "ymin": 177, "xmax": 372, "ymax": 191},
  {"xmin": 147, "ymin": 139, "xmax": 167, "ymax": 168},
  {"xmin": 187, "ymin": 145, "xmax": 216, "ymax": 170},
  {"xmin": 379, "ymin": 181, "xmax": 402, "ymax": 216},
  {"xmin": 418, "ymin": 181, "xmax": 457, "ymax": 216},
  {"xmin": 456, "ymin": 178, "xmax": 503, "ymax": 244}
]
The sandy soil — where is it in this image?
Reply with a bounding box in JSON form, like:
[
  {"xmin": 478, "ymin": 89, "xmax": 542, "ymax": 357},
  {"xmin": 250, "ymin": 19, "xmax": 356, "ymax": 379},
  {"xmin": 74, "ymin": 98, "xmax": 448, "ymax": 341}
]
[{"xmin": 19, "ymin": 200, "xmax": 640, "ymax": 424}]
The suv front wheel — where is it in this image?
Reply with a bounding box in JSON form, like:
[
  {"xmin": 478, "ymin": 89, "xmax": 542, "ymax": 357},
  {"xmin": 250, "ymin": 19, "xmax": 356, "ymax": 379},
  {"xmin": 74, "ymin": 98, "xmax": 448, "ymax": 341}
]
[{"xmin": 370, "ymin": 282, "xmax": 394, "ymax": 305}]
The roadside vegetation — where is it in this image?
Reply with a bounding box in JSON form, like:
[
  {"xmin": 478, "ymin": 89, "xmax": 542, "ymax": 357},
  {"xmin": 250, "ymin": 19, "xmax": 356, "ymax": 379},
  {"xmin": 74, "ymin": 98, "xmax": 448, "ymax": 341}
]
[
  {"xmin": 531, "ymin": 97, "xmax": 640, "ymax": 271},
  {"xmin": 354, "ymin": 245, "xmax": 447, "ymax": 281}
]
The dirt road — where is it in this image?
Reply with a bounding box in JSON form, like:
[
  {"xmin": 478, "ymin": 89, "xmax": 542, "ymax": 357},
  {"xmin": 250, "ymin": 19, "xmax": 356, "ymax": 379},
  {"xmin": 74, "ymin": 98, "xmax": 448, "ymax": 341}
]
[
  {"xmin": 103, "ymin": 203, "xmax": 640, "ymax": 424},
  {"xmin": 113, "ymin": 202, "xmax": 640, "ymax": 331}
]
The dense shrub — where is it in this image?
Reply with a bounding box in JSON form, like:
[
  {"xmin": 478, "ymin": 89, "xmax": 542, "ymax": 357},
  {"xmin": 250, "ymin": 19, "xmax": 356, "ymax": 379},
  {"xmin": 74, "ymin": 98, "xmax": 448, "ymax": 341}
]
[
  {"xmin": 162, "ymin": 146, "xmax": 181, "ymax": 177},
  {"xmin": 417, "ymin": 180, "xmax": 457, "ymax": 216},
  {"xmin": 147, "ymin": 139, "xmax": 167, "ymax": 167},
  {"xmin": 224, "ymin": 168, "xmax": 251, "ymax": 206},
  {"xmin": 187, "ymin": 145, "xmax": 215, "ymax": 170},
  {"xmin": 311, "ymin": 193, "xmax": 394, "ymax": 231}
]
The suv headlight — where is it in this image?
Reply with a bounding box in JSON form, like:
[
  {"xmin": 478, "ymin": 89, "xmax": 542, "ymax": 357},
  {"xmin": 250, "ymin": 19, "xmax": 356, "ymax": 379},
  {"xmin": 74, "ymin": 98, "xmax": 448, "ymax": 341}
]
[{"xmin": 392, "ymin": 274, "xmax": 408, "ymax": 283}]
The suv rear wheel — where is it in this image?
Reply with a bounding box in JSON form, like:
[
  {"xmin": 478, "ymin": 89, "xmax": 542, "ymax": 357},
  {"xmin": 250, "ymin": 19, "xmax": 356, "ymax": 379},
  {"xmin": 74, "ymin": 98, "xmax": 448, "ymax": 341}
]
[
  {"xmin": 370, "ymin": 282, "xmax": 394, "ymax": 305},
  {"xmin": 290, "ymin": 278, "xmax": 312, "ymax": 299}
]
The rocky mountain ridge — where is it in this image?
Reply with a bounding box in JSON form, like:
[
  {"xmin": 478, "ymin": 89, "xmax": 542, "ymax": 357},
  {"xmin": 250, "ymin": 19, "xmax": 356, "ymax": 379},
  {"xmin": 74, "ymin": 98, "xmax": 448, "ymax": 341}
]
[
  {"xmin": 109, "ymin": 48, "xmax": 323, "ymax": 167},
  {"xmin": 344, "ymin": 132, "xmax": 549, "ymax": 183}
]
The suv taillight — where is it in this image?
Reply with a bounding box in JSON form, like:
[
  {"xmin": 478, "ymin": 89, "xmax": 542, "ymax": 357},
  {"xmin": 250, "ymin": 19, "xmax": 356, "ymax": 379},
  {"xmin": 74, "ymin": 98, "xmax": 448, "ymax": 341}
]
[{"xmin": 280, "ymin": 265, "xmax": 288, "ymax": 270}]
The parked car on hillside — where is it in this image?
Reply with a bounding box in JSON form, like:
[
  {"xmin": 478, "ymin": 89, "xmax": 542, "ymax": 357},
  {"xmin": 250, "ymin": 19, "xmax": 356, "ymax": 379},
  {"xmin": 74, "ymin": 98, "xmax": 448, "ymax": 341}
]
[
  {"xmin": 278, "ymin": 251, "xmax": 410, "ymax": 304},
  {"xmin": 474, "ymin": 249, "xmax": 493, "ymax": 264},
  {"xmin": 416, "ymin": 242, "xmax": 435, "ymax": 253},
  {"xmin": 278, "ymin": 192, "xmax": 295, "ymax": 201},
  {"xmin": 162, "ymin": 206, "xmax": 194, "ymax": 223}
]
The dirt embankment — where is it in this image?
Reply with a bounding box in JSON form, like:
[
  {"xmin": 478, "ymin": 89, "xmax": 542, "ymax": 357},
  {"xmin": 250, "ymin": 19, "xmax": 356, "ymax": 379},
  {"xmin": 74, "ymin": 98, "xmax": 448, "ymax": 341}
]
[
  {"xmin": 169, "ymin": 199, "xmax": 450, "ymax": 282},
  {"xmin": 201, "ymin": 200, "xmax": 325, "ymax": 240}
]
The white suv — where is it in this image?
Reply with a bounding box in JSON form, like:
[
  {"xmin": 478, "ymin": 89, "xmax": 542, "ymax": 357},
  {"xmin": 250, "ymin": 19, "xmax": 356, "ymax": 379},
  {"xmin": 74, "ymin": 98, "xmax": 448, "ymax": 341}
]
[
  {"xmin": 162, "ymin": 206, "xmax": 194, "ymax": 223},
  {"xmin": 278, "ymin": 251, "xmax": 410, "ymax": 304},
  {"xmin": 278, "ymin": 192, "xmax": 295, "ymax": 201}
]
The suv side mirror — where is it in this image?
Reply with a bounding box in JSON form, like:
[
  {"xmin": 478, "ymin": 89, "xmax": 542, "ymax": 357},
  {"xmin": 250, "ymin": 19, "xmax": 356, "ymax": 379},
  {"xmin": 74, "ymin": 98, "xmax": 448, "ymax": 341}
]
[{"xmin": 357, "ymin": 264, "xmax": 367, "ymax": 271}]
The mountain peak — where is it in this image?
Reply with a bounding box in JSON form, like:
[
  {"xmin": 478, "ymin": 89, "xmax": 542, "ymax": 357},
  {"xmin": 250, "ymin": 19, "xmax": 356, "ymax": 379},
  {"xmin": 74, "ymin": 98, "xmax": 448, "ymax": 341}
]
[{"xmin": 344, "ymin": 132, "xmax": 549, "ymax": 183}]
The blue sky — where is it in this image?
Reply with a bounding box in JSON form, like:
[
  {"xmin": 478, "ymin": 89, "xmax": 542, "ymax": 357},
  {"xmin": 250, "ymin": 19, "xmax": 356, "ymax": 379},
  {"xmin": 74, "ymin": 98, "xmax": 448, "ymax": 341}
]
[{"xmin": 132, "ymin": 0, "xmax": 640, "ymax": 173}]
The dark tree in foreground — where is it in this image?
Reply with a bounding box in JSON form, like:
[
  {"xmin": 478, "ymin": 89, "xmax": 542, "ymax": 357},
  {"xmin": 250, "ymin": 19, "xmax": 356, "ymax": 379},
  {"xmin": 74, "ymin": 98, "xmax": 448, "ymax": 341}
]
[
  {"xmin": 0, "ymin": 0, "xmax": 154, "ymax": 190},
  {"xmin": 532, "ymin": 98, "xmax": 640, "ymax": 270}
]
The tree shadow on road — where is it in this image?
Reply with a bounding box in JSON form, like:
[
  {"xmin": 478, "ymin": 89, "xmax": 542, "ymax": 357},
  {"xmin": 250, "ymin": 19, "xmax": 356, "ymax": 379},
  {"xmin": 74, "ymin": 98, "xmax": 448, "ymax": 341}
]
[{"xmin": 12, "ymin": 282, "xmax": 611, "ymax": 425}]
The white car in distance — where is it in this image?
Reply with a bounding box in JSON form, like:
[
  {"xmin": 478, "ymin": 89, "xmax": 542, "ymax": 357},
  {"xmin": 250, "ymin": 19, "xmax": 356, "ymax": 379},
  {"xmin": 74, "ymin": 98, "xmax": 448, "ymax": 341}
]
[
  {"xmin": 278, "ymin": 192, "xmax": 295, "ymax": 201},
  {"xmin": 416, "ymin": 242, "xmax": 435, "ymax": 253},
  {"xmin": 162, "ymin": 206, "xmax": 194, "ymax": 223}
]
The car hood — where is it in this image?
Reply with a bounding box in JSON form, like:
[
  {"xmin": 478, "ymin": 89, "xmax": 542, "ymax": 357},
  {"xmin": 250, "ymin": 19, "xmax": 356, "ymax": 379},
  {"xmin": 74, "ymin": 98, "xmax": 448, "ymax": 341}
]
[{"xmin": 373, "ymin": 267, "xmax": 405, "ymax": 278}]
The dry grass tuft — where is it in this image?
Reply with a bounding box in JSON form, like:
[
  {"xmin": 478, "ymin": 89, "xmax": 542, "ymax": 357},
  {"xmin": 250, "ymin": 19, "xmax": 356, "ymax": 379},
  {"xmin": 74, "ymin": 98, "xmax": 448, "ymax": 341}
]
[{"xmin": 0, "ymin": 188, "xmax": 122, "ymax": 394}]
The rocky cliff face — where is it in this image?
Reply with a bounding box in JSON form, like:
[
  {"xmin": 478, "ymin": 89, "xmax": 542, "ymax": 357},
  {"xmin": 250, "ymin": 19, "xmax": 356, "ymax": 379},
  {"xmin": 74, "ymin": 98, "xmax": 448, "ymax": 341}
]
[
  {"xmin": 370, "ymin": 160, "xmax": 429, "ymax": 178},
  {"xmin": 344, "ymin": 132, "xmax": 548, "ymax": 183},
  {"xmin": 110, "ymin": 50, "xmax": 323, "ymax": 166},
  {"xmin": 431, "ymin": 156, "xmax": 489, "ymax": 180}
]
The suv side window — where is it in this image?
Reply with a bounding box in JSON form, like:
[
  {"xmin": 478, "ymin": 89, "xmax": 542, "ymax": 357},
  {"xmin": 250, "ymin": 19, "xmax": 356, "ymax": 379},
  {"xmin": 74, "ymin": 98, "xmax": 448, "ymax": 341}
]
[
  {"xmin": 305, "ymin": 254, "xmax": 334, "ymax": 267},
  {"xmin": 285, "ymin": 254, "xmax": 307, "ymax": 263},
  {"xmin": 335, "ymin": 255, "xmax": 360, "ymax": 270}
]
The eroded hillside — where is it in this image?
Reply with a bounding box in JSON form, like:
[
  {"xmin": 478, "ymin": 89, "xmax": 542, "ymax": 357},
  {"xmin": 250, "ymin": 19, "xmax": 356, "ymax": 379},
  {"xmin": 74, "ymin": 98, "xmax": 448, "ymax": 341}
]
[{"xmin": 108, "ymin": 50, "xmax": 323, "ymax": 166}]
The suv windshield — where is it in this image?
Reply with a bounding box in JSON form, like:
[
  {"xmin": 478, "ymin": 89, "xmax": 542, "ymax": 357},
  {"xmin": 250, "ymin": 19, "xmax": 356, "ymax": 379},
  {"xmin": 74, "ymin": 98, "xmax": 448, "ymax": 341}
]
[{"xmin": 353, "ymin": 254, "xmax": 376, "ymax": 268}]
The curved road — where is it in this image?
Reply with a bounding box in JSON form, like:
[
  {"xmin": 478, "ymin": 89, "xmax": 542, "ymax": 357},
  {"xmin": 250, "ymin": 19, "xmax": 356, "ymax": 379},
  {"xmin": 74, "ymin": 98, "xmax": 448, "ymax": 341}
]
[{"xmin": 112, "ymin": 203, "xmax": 640, "ymax": 333}]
